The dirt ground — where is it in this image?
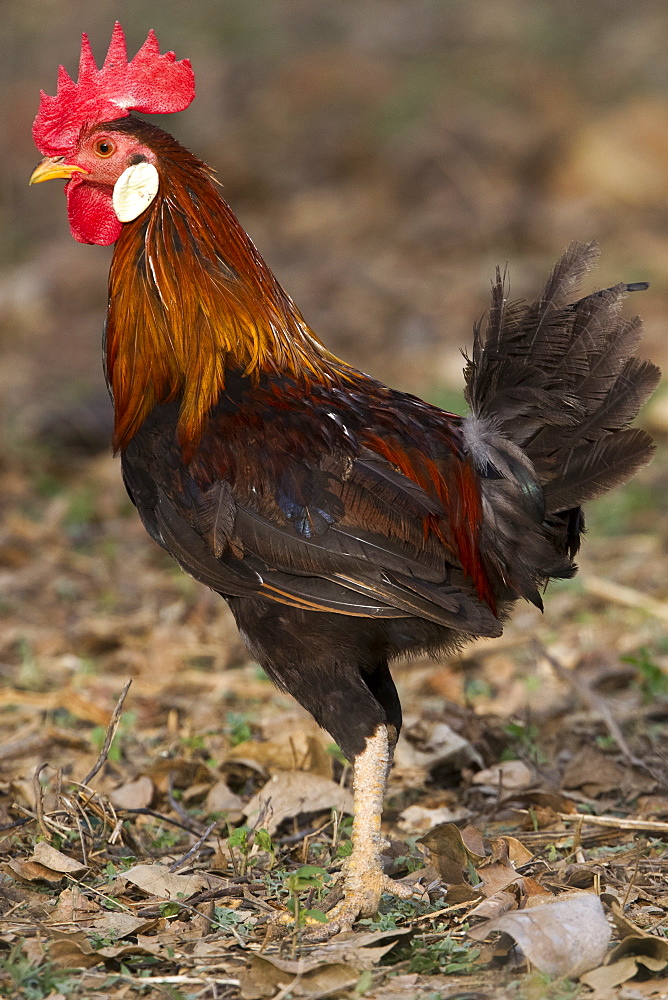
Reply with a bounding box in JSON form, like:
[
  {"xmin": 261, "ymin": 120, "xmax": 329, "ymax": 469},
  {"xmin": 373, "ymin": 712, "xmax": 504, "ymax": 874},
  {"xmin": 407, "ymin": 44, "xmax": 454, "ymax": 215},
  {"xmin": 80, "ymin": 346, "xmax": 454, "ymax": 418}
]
[{"xmin": 1, "ymin": 3, "xmax": 668, "ymax": 998}]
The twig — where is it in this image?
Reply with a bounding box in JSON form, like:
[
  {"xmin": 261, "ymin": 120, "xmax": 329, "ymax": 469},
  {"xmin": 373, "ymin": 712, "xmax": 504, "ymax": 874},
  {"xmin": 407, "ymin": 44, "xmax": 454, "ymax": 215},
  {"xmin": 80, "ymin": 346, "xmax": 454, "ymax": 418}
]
[
  {"xmin": 167, "ymin": 770, "xmax": 206, "ymax": 834},
  {"xmin": 165, "ymin": 882, "xmax": 247, "ymax": 907},
  {"xmin": 277, "ymin": 824, "xmax": 321, "ymax": 846},
  {"xmin": 580, "ymin": 574, "xmax": 668, "ymax": 624},
  {"xmin": 572, "ymin": 814, "xmax": 585, "ymax": 864},
  {"xmin": 0, "ymin": 817, "xmax": 33, "ymax": 834},
  {"xmin": 558, "ymin": 813, "xmax": 668, "ymax": 834},
  {"xmin": 109, "ymin": 818, "xmax": 124, "ymax": 845},
  {"xmin": 64, "ymin": 873, "xmax": 133, "ymax": 912},
  {"xmin": 623, "ymin": 839, "xmax": 644, "ymax": 909},
  {"xmin": 74, "ymin": 815, "xmax": 88, "ymax": 867},
  {"xmin": 120, "ymin": 806, "xmax": 203, "ymax": 835},
  {"xmin": 132, "ymin": 890, "xmax": 251, "ymax": 933},
  {"xmin": 69, "ymin": 780, "xmax": 119, "ymax": 834},
  {"xmin": 413, "ymin": 899, "xmax": 480, "ymax": 922},
  {"xmin": 274, "ymin": 978, "xmax": 301, "ymax": 1000},
  {"xmin": 169, "ymin": 820, "xmax": 217, "ymax": 872},
  {"xmin": 32, "ymin": 762, "xmax": 51, "ymax": 841},
  {"xmin": 81, "ymin": 679, "xmax": 132, "ymax": 787},
  {"xmin": 533, "ymin": 640, "xmax": 651, "ymax": 774},
  {"xmin": 63, "ymin": 790, "xmax": 96, "ymax": 849},
  {"xmin": 111, "ymin": 976, "xmax": 239, "ymax": 986}
]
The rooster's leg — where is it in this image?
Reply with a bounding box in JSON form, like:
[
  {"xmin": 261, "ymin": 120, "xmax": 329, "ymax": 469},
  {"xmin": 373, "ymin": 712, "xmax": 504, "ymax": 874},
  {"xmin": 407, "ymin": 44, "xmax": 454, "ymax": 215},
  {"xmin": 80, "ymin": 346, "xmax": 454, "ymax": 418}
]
[{"xmin": 306, "ymin": 723, "xmax": 419, "ymax": 939}]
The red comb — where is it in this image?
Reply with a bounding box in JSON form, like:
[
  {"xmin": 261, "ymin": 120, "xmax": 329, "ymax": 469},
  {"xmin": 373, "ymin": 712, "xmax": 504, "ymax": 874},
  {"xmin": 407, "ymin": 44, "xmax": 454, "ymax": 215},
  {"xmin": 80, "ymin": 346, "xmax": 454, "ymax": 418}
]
[{"xmin": 33, "ymin": 22, "xmax": 195, "ymax": 156}]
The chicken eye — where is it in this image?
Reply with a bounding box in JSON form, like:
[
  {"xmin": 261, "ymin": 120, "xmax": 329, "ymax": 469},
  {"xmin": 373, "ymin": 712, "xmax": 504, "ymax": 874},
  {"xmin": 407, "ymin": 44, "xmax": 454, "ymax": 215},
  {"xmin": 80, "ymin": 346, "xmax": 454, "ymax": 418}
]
[{"xmin": 95, "ymin": 138, "xmax": 116, "ymax": 158}]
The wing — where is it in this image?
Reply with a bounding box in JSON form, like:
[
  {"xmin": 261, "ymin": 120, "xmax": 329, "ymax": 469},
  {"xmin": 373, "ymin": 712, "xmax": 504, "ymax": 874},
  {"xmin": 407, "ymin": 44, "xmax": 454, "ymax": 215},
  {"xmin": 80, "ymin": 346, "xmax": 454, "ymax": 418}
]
[{"xmin": 122, "ymin": 375, "xmax": 502, "ymax": 639}]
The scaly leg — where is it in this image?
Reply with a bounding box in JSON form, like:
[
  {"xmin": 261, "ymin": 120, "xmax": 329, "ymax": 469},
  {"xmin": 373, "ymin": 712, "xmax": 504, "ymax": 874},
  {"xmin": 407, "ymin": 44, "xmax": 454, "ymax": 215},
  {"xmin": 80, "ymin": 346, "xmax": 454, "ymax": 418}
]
[{"xmin": 306, "ymin": 723, "xmax": 419, "ymax": 939}]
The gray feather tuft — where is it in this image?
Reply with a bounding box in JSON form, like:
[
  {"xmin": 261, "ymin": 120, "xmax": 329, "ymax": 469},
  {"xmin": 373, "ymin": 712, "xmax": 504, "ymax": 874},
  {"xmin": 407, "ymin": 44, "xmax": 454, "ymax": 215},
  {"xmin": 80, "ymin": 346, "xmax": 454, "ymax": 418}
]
[{"xmin": 463, "ymin": 241, "xmax": 660, "ymax": 604}]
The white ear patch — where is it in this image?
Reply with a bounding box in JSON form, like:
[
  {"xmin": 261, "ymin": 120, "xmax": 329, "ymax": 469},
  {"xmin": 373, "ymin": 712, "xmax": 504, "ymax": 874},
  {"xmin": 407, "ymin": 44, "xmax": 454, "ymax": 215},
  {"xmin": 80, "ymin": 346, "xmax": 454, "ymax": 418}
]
[{"xmin": 112, "ymin": 162, "xmax": 160, "ymax": 223}]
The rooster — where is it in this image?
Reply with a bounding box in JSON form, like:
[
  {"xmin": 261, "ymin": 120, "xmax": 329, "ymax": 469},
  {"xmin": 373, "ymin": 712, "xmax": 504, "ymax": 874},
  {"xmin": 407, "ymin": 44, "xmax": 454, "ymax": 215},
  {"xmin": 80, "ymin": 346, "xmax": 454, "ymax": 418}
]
[{"xmin": 30, "ymin": 24, "xmax": 659, "ymax": 935}]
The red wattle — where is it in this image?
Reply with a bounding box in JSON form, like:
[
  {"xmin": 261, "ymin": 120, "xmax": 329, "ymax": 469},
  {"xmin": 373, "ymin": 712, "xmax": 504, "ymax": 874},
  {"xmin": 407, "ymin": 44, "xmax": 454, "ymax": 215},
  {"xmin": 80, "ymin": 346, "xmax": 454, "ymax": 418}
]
[{"xmin": 66, "ymin": 178, "xmax": 123, "ymax": 245}]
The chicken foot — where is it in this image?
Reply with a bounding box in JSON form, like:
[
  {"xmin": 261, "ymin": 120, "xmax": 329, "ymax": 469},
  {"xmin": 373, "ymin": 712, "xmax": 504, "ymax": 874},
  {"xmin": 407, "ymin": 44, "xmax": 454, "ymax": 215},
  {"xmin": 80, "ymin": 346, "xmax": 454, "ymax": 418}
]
[{"xmin": 304, "ymin": 723, "xmax": 422, "ymax": 940}]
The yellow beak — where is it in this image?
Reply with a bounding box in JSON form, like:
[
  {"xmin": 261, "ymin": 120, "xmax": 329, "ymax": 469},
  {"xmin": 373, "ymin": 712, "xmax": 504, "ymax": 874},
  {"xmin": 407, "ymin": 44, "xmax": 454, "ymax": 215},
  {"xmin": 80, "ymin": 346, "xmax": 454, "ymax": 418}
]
[{"xmin": 29, "ymin": 157, "xmax": 87, "ymax": 185}]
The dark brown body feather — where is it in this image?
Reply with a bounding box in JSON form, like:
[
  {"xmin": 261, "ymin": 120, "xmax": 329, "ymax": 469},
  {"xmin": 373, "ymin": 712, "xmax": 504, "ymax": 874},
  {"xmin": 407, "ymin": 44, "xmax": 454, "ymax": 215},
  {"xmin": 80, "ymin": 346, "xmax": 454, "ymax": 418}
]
[{"xmin": 108, "ymin": 118, "xmax": 659, "ymax": 759}]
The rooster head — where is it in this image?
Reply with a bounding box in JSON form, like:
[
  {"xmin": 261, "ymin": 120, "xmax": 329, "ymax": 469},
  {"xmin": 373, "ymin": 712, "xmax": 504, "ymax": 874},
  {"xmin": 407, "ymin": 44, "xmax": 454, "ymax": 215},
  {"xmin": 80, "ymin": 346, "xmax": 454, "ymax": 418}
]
[{"xmin": 29, "ymin": 22, "xmax": 195, "ymax": 245}]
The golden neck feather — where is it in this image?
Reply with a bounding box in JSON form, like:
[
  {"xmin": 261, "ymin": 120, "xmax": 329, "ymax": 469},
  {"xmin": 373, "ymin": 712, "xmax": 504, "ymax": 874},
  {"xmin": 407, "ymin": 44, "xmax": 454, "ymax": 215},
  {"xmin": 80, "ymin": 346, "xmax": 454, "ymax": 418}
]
[{"xmin": 105, "ymin": 121, "xmax": 344, "ymax": 456}]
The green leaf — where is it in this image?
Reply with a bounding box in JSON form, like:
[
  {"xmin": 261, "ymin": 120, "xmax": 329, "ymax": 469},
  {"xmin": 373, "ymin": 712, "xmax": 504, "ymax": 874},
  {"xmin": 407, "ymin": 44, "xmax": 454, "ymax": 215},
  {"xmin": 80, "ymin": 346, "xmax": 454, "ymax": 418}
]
[
  {"xmin": 227, "ymin": 825, "xmax": 250, "ymax": 850},
  {"xmin": 255, "ymin": 828, "xmax": 274, "ymax": 853},
  {"xmin": 356, "ymin": 969, "xmax": 373, "ymax": 994},
  {"xmin": 293, "ymin": 864, "xmax": 329, "ymax": 880}
]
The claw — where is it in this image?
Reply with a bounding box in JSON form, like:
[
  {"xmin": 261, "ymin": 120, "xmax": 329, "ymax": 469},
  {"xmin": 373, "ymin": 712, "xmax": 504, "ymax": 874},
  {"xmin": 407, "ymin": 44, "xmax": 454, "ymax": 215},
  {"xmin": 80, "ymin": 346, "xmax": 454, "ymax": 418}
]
[
  {"xmin": 271, "ymin": 724, "xmax": 427, "ymax": 942},
  {"xmin": 302, "ymin": 873, "xmax": 425, "ymax": 941}
]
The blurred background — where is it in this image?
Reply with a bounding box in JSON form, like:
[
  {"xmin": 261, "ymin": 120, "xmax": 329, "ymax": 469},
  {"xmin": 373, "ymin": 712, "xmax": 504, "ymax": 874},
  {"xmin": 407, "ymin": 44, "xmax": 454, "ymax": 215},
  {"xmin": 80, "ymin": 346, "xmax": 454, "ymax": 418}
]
[
  {"xmin": 0, "ymin": 1, "xmax": 666, "ymax": 713},
  {"xmin": 3, "ymin": 0, "xmax": 668, "ymax": 442}
]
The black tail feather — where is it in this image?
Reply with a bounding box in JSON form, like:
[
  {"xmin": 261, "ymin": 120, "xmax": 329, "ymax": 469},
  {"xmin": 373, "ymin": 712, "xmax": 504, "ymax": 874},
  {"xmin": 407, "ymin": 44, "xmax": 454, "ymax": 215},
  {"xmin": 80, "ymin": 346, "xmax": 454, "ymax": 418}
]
[
  {"xmin": 465, "ymin": 241, "xmax": 660, "ymax": 511},
  {"xmin": 463, "ymin": 242, "xmax": 660, "ymax": 603}
]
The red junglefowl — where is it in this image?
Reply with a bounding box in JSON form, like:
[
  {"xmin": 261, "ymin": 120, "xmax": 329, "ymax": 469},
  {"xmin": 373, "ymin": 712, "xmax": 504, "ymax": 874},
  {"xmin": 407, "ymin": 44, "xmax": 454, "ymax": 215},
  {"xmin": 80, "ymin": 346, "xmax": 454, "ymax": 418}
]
[{"xmin": 31, "ymin": 24, "xmax": 660, "ymax": 936}]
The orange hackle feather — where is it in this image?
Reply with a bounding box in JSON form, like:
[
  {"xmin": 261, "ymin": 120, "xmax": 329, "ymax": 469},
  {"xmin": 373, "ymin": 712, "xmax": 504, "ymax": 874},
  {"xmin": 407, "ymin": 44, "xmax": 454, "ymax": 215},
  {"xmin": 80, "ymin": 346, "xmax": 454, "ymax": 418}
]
[{"xmin": 105, "ymin": 121, "xmax": 348, "ymax": 460}]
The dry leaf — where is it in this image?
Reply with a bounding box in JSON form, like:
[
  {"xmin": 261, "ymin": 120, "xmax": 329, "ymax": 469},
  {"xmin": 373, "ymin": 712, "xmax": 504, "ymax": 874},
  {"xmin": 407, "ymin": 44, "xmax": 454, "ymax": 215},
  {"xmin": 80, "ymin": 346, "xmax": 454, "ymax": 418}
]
[
  {"xmin": 581, "ymin": 954, "xmax": 658, "ymax": 991},
  {"xmin": 604, "ymin": 894, "xmax": 662, "ymax": 941},
  {"xmin": 331, "ymin": 928, "xmax": 418, "ymax": 966},
  {"xmin": 469, "ymin": 889, "xmax": 517, "ymax": 920},
  {"xmin": 419, "ymin": 822, "xmax": 486, "ymax": 885},
  {"xmin": 491, "ymin": 836, "xmax": 535, "ymax": 867},
  {"xmin": 239, "ymin": 929, "xmax": 411, "ymax": 997},
  {"xmin": 394, "ymin": 719, "xmax": 483, "ymax": 780},
  {"xmin": 513, "ymin": 790, "xmax": 578, "ymax": 830},
  {"xmin": 109, "ymin": 775, "xmax": 154, "ymax": 809},
  {"xmin": 397, "ymin": 802, "xmax": 469, "ymax": 832},
  {"xmin": 445, "ymin": 884, "xmax": 484, "ymax": 905},
  {"xmin": 47, "ymin": 931, "xmax": 101, "ymax": 970},
  {"xmin": 2, "ymin": 859, "xmax": 70, "ymax": 885},
  {"xmin": 513, "ymin": 790, "xmax": 579, "ymax": 813},
  {"xmin": 94, "ymin": 940, "xmax": 168, "ymax": 962},
  {"xmin": 86, "ymin": 911, "xmax": 156, "ymax": 940},
  {"xmin": 518, "ymin": 805, "xmax": 565, "ymax": 830},
  {"xmin": 468, "ymin": 892, "xmax": 611, "ymax": 978},
  {"xmin": 228, "ymin": 733, "xmax": 333, "ymax": 779},
  {"xmin": 145, "ymin": 757, "xmax": 211, "ymax": 792},
  {"xmin": 617, "ymin": 978, "xmax": 668, "ymax": 998},
  {"xmin": 0, "ymin": 687, "xmax": 111, "ymax": 726},
  {"xmin": 2, "ymin": 844, "xmax": 87, "ymax": 885},
  {"xmin": 478, "ymin": 861, "xmax": 523, "ymax": 897},
  {"xmin": 239, "ymin": 955, "xmax": 357, "ymax": 999},
  {"xmin": 580, "ymin": 895, "xmax": 668, "ymax": 986},
  {"xmin": 460, "ymin": 825, "xmax": 486, "ymax": 856},
  {"xmin": 420, "ymin": 822, "xmax": 486, "ymax": 865},
  {"xmin": 242, "ymin": 771, "xmax": 353, "ymax": 835},
  {"xmin": 522, "ymin": 878, "xmax": 554, "ymax": 901},
  {"xmin": 561, "ymin": 746, "xmax": 626, "ymax": 797},
  {"xmin": 31, "ymin": 842, "xmax": 87, "ymax": 874},
  {"xmin": 122, "ymin": 862, "xmax": 211, "ymax": 899},
  {"xmin": 204, "ymin": 780, "xmax": 245, "ymax": 819},
  {"xmin": 473, "ymin": 760, "xmax": 533, "ymax": 790},
  {"xmin": 20, "ymin": 938, "xmax": 46, "ymax": 967},
  {"xmin": 49, "ymin": 887, "xmax": 101, "ymax": 923}
]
